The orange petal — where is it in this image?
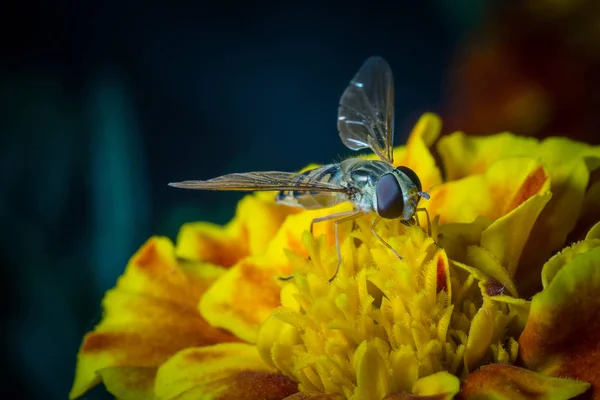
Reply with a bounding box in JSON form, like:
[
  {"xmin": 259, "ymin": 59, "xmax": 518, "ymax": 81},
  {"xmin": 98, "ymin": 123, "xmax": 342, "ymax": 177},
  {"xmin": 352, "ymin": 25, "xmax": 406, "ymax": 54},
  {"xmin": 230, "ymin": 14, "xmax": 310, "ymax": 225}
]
[
  {"xmin": 97, "ymin": 367, "xmax": 158, "ymax": 400},
  {"xmin": 154, "ymin": 343, "xmax": 298, "ymax": 400},
  {"xmin": 176, "ymin": 194, "xmax": 293, "ymax": 266},
  {"xmin": 519, "ymin": 246, "xmax": 600, "ymax": 393},
  {"xmin": 200, "ymin": 255, "xmax": 286, "ymax": 344},
  {"xmin": 459, "ymin": 364, "xmax": 590, "ymax": 400},
  {"xmin": 175, "ymin": 221, "xmax": 247, "ymax": 267},
  {"xmin": 265, "ymin": 203, "xmax": 354, "ymax": 263},
  {"xmin": 70, "ymin": 238, "xmax": 239, "ymax": 399}
]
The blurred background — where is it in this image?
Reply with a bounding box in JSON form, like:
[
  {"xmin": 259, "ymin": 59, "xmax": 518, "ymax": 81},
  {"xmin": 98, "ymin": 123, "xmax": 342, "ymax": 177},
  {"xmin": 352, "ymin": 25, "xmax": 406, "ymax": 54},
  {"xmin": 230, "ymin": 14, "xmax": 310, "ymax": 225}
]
[{"xmin": 2, "ymin": 0, "xmax": 599, "ymax": 398}]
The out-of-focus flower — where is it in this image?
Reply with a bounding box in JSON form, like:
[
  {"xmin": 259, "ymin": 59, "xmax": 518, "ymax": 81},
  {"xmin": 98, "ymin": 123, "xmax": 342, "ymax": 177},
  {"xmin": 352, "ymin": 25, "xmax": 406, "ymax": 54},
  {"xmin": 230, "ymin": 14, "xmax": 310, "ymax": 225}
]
[
  {"xmin": 444, "ymin": 0, "xmax": 600, "ymax": 144},
  {"xmin": 71, "ymin": 114, "xmax": 600, "ymax": 399}
]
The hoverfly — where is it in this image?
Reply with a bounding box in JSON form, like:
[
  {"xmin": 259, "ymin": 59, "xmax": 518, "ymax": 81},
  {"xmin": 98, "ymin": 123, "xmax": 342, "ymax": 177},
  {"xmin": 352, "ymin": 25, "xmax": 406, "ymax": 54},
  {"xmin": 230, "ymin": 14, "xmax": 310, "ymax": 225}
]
[{"xmin": 169, "ymin": 56, "xmax": 431, "ymax": 281}]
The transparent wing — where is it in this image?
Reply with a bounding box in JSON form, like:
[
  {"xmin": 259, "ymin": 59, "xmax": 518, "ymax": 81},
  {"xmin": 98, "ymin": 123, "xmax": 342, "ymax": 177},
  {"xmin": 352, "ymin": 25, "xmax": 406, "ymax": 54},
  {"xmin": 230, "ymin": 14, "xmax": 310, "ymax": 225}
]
[
  {"xmin": 168, "ymin": 171, "xmax": 348, "ymax": 192},
  {"xmin": 337, "ymin": 56, "xmax": 395, "ymax": 163}
]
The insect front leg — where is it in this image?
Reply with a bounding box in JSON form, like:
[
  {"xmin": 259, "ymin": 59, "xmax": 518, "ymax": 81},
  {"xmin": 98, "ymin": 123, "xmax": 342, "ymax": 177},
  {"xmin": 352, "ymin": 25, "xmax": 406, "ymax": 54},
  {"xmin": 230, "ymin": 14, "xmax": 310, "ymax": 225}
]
[
  {"xmin": 370, "ymin": 216, "xmax": 403, "ymax": 260},
  {"xmin": 415, "ymin": 207, "xmax": 432, "ymax": 236},
  {"xmin": 329, "ymin": 210, "xmax": 365, "ymax": 282},
  {"xmin": 278, "ymin": 209, "xmax": 363, "ymax": 282}
]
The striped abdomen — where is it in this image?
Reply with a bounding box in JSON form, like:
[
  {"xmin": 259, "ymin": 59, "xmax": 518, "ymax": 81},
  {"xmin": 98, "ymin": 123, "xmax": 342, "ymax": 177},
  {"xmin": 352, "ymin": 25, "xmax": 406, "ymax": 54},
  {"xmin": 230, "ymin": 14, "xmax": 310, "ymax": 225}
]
[{"xmin": 275, "ymin": 164, "xmax": 349, "ymax": 209}]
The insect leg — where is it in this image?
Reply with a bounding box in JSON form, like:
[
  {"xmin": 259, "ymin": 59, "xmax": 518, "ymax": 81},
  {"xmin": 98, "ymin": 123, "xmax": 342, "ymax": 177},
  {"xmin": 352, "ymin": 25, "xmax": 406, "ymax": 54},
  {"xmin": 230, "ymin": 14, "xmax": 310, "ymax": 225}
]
[
  {"xmin": 310, "ymin": 210, "xmax": 358, "ymax": 236},
  {"xmin": 278, "ymin": 209, "xmax": 361, "ymax": 282},
  {"xmin": 329, "ymin": 210, "xmax": 365, "ymax": 282},
  {"xmin": 370, "ymin": 216, "xmax": 403, "ymax": 260},
  {"xmin": 415, "ymin": 207, "xmax": 432, "ymax": 236}
]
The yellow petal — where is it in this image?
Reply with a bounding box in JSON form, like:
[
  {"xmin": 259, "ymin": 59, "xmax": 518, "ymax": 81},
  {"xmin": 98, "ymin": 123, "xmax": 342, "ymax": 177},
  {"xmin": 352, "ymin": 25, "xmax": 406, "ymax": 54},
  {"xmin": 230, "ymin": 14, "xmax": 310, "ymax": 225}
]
[
  {"xmin": 519, "ymin": 246, "xmax": 600, "ymax": 393},
  {"xmin": 97, "ymin": 367, "xmax": 158, "ymax": 400},
  {"xmin": 463, "ymin": 307, "xmax": 494, "ymax": 373},
  {"xmin": 397, "ymin": 113, "xmax": 444, "ymax": 193},
  {"xmin": 154, "ymin": 343, "xmax": 298, "ymax": 400},
  {"xmin": 426, "ymin": 175, "xmax": 493, "ymax": 225},
  {"xmin": 176, "ymin": 194, "xmax": 293, "ymax": 265},
  {"xmin": 411, "ymin": 371, "xmax": 460, "ymax": 398},
  {"xmin": 541, "ymin": 238, "xmax": 600, "ymax": 289},
  {"xmin": 460, "ymin": 364, "xmax": 590, "ymax": 400},
  {"xmin": 265, "ymin": 203, "xmax": 354, "ymax": 263},
  {"xmin": 436, "ymin": 217, "xmax": 492, "ymax": 262},
  {"xmin": 284, "ymin": 392, "xmax": 342, "ymax": 400},
  {"xmin": 383, "ymin": 394, "xmax": 454, "ymax": 400},
  {"xmin": 586, "ymin": 221, "xmax": 600, "ymax": 240},
  {"xmin": 199, "ymin": 255, "xmax": 285, "ymax": 344},
  {"xmin": 353, "ymin": 339, "xmax": 391, "ymax": 400},
  {"xmin": 517, "ymin": 155, "xmax": 590, "ymax": 294},
  {"xmin": 480, "ymin": 191, "xmax": 552, "ymax": 278},
  {"xmin": 487, "ymin": 295, "xmax": 531, "ymax": 333},
  {"xmin": 437, "ymin": 131, "xmax": 539, "ymax": 181},
  {"xmin": 427, "ymin": 158, "xmax": 549, "ymax": 226},
  {"xmin": 576, "ymin": 181, "xmax": 600, "ymax": 240},
  {"xmin": 257, "ymin": 313, "xmax": 301, "ymax": 377},
  {"xmin": 70, "ymin": 238, "xmax": 238, "ymax": 399},
  {"xmin": 465, "ymin": 246, "xmax": 518, "ymax": 297}
]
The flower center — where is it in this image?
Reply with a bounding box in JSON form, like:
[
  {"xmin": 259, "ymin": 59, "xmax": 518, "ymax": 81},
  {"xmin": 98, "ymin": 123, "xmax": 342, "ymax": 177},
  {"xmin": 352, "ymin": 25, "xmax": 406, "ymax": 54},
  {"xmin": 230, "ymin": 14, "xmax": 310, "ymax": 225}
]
[{"xmin": 258, "ymin": 217, "xmax": 520, "ymax": 399}]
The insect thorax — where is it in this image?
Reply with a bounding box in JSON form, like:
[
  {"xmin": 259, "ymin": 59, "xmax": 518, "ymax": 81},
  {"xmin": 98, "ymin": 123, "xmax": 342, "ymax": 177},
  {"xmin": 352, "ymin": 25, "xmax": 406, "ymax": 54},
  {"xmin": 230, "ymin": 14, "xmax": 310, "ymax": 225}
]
[{"xmin": 343, "ymin": 158, "xmax": 395, "ymax": 212}]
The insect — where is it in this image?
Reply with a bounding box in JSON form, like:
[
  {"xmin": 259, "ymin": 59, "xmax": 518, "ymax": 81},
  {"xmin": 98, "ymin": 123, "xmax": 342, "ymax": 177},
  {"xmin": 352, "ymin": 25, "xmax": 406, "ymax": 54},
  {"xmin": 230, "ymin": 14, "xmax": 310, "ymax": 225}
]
[{"xmin": 169, "ymin": 56, "xmax": 431, "ymax": 281}]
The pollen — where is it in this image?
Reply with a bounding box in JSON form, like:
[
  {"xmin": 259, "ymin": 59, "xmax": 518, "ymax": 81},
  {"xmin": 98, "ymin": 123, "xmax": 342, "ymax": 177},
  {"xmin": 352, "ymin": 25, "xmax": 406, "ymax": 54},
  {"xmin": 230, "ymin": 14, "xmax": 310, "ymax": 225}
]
[{"xmin": 257, "ymin": 218, "xmax": 520, "ymax": 399}]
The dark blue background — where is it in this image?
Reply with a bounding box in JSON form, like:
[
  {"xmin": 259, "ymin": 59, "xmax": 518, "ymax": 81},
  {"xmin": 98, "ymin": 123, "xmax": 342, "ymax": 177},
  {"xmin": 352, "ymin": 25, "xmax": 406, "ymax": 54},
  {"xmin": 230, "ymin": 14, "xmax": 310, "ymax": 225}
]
[{"xmin": 1, "ymin": 1, "xmax": 483, "ymax": 398}]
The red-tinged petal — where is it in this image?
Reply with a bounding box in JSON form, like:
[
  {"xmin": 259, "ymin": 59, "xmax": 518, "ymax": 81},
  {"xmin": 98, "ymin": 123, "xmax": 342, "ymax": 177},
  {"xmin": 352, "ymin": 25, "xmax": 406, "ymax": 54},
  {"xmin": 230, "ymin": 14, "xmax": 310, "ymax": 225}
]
[
  {"xmin": 519, "ymin": 247, "xmax": 600, "ymax": 395},
  {"xmin": 519, "ymin": 155, "xmax": 600, "ymax": 295},
  {"xmin": 154, "ymin": 343, "xmax": 298, "ymax": 400},
  {"xmin": 70, "ymin": 238, "xmax": 239, "ymax": 399},
  {"xmin": 97, "ymin": 367, "xmax": 158, "ymax": 400},
  {"xmin": 427, "ymin": 158, "xmax": 549, "ymax": 226},
  {"xmin": 200, "ymin": 255, "xmax": 287, "ymax": 344},
  {"xmin": 176, "ymin": 194, "xmax": 293, "ymax": 266},
  {"xmin": 458, "ymin": 364, "xmax": 590, "ymax": 400}
]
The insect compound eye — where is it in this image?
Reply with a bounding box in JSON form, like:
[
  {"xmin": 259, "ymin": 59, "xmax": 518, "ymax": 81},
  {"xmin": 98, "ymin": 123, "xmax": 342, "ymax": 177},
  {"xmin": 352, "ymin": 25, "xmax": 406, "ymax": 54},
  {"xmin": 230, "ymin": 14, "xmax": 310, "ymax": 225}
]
[
  {"xmin": 376, "ymin": 173, "xmax": 404, "ymax": 219},
  {"xmin": 396, "ymin": 166, "xmax": 422, "ymax": 193}
]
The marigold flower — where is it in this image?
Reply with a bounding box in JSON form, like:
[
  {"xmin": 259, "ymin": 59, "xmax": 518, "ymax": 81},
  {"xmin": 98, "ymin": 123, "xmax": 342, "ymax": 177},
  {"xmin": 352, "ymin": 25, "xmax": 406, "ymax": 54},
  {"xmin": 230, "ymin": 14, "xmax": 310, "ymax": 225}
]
[{"xmin": 71, "ymin": 113, "xmax": 600, "ymax": 400}]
